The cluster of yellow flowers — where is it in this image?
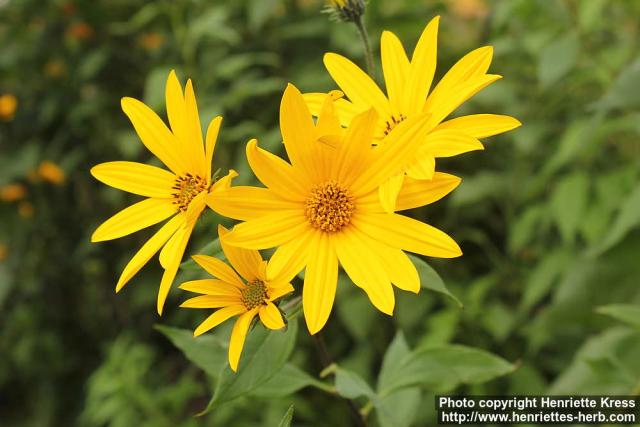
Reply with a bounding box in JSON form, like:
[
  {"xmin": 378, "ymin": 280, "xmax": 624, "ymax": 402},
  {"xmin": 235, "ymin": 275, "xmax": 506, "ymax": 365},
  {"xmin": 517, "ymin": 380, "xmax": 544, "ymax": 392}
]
[{"xmin": 91, "ymin": 17, "xmax": 519, "ymax": 372}]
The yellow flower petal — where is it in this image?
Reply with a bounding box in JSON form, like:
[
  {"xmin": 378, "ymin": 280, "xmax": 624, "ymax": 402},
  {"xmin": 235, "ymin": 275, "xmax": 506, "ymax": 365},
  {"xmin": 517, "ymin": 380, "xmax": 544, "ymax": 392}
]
[
  {"xmin": 323, "ymin": 52, "xmax": 392, "ymax": 116},
  {"xmin": 121, "ymin": 97, "xmax": 187, "ymax": 175},
  {"xmin": 268, "ymin": 283, "xmax": 295, "ymax": 301},
  {"xmin": 259, "ymin": 302, "xmax": 285, "ymax": 330},
  {"xmin": 184, "ymin": 78, "xmax": 206, "ymax": 174},
  {"xmin": 332, "ymin": 108, "xmax": 377, "ymax": 185},
  {"xmin": 116, "ymin": 214, "xmax": 183, "ymax": 292},
  {"xmin": 194, "ymin": 305, "xmax": 246, "ymax": 337},
  {"xmin": 266, "ymin": 230, "xmax": 313, "ymax": 283},
  {"xmin": 207, "ymin": 186, "xmax": 301, "ymax": 221},
  {"xmin": 334, "ymin": 228, "xmax": 395, "ymax": 315},
  {"xmin": 192, "ymin": 255, "xmax": 245, "ymax": 289},
  {"xmin": 423, "ymin": 129, "xmax": 484, "ymax": 158},
  {"xmin": 229, "ymin": 309, "xmax": 258, "ymax": 372},
  {"xmin": 184, "ymin": 191, "xmax": 207, "ymax": 228},
  {"xmin": 181, "ymin": 294, "xmax": 242, "ymax": 309},
  {"xmin": 402, "ymin": 16, "xmax": 439, "ymax": 115},
  {"xmin": 205, "ymin": 116, "xmax": 222, "ymax": 182},
  {"xmin": 179, "ymin": 278, "xmax": 242, "ymax": 296},
  {"xmin": 405, "ymin": 155, "xmax": 436, "ymax": 180},
  {"xmin": 218, "ymin": 225, "xmax": 262, "ymax": 282},
  {"xmin": 436, "ymin": 114, "xmax": 521, "ymax": 138},
  {"xmin": 381, "ymin": 30, "xmax": 410, "ymax": 112},
  {"xmin": 303, "ymin": 92, "xmax": 361, "ymax": 127},
  {"xmin": 395, "ymin": 173, "xmax": 461, "ymax": 211},
  {"xmin": 369, "ymin": 242, "xmax": 420, "ymax": 293},
  {"xmin": 378, "ymin": 172, "xmax": 405, "ymax": 214},
  {"xmin": 92, "ymin": 198, "xmax": 176, "ymax": 242},
  {"xmin": 157, "ymin": 223, "xmax": 193, "ymax": 315},
  {"xmin": 222, "ymin": 212, "xmax": 309, "ymax": 250},
  {"xmin": 303, "ymin": 232, "xmax": 338, "ymax": 335},
  {"xmin": 90, "ymin": 161, "xmax": 175, "ymax": 198},
  {"xmin": 315, "ymin": 90, "xmax": 344, "ymax": 139},
  {"xmin": 246, "ymin": 139, "xmax": 310, "ymax": 201},
  {"xmin": 354, "ymin": 213, "xmax": 462, "ymax": 258}
]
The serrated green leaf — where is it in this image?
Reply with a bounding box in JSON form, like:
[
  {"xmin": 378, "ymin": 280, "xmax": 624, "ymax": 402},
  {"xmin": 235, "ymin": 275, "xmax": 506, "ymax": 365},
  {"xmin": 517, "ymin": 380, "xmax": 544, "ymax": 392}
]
[
  {"xmin": 155, "ymin": 325, "xmax": 227, "ymax": 377},
  {"xmin": 596, "ymin": 304, "xmax": 640, "ymax": 329},
  {"xmin": 408, "ymin": 254, "xmax": 462, "ymax": 307}
]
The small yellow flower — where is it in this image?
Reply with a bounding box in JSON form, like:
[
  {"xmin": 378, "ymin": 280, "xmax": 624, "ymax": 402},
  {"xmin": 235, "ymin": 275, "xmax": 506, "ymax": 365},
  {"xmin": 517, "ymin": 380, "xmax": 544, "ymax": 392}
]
[
  {"xmin": 210, "ymin": 85, "xmax": 462, "ymax": 334},
  {"xmin": 0, "ymin": 183, "xmax": 26, "ymax": 202},
  {"xmin": 38, "ymin": 161, "xmax": 66, "ymax": 185},
  {"xmin": 180, "ymin": 225, "xmax": 294, "ymax": 372},
  {"xmin": 18, "ymin": 201, "xmax": 35, "ymax": 218},
  {"xmin": 303, "ymin": 16, "xmax": 520, "ymax": 212},
  {"xmin": 0, "ymin": 94, "xmax": 18, "ymax": 121},
  {"xmin": 91, "ymin": 70, "xmax": 237, "ymax": 314}
]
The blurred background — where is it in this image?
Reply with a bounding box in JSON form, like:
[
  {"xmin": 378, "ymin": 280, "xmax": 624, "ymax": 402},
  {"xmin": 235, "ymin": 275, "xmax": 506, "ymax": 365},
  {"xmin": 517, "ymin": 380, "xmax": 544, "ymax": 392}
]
[{"xmin": 1, "ymin": 0, "xmax": 640, "ymax": 426}]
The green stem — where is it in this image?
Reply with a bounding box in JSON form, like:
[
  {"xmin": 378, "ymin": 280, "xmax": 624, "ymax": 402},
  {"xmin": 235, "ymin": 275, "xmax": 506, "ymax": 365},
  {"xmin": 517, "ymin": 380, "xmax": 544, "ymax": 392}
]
[{"xmin": 354, "ymin": 15, "xmax": 375, "ymax": 77}]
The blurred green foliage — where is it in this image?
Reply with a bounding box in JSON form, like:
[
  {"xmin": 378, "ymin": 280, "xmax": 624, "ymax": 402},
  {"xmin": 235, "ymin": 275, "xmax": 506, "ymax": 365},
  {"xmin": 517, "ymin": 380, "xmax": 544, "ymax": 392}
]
[{"xmin": 1, "ymin": 0, "xmax": 640, "ymax": 426}]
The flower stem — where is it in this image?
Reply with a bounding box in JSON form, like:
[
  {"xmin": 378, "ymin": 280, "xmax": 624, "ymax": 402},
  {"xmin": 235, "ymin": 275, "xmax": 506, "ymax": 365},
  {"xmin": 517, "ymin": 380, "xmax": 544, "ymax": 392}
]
[
  {"xmin": 313, "ymin": 332, "xmax": 368, "ymax": 427},
  {"xmin": 353, "ymin": 15, "xmax": 375, "ymax": 77}
]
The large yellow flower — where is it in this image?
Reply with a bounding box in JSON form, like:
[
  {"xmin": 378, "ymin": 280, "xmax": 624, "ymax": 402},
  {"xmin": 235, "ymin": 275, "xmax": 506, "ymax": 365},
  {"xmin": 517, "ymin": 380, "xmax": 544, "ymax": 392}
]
[
  {"xmin": 209, "ymin": 85, "xmax": 462, "ymax": 334},
  {"xmin": 180, "ymin": 225, "xmax": 294, "ymax": 372},
  {"xmin": 91, "ymin": 70, "xmax": 236, "ymax": 315},
  {"xmin": 303, "ymin": 16, "xmax": 521, "ymax": 212}
]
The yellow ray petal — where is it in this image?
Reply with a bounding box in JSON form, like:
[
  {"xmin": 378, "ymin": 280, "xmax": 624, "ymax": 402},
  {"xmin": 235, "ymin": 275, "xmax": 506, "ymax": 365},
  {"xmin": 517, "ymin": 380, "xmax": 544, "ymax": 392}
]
[
  {"xmin": 303, "ymin": 232, "xmax": 338, "ymax": 335},
  {"xmin": 334, "ymin": 228, "xmax": 395, "ymax": 315},
  {"xmin": 405, "ymin": 155, "xmax": 435, "ymax": 180},
  {"xmin": 194, "ymin": 305, "xmax": 246, "ymax": 337},
  {"xmin": 121, "ymin": 97, "xmax": 186, "ymax": 175},
  {"xmin": 184, "ymin": 78, "xmax": 206, "ymax": 175},
  {"xmin": 90, "ymin": 161, "xmax": 176, "ymax": 198},
  {"xmin": 184, "ymin": 191, "xmax": 207, "ymax": 229},
  {"xmin": 259, "ymin": 302, "xmax": 285, "ymax": 330},
  {"xmin": 427, "ymin": 46, "xmax": 493, "ymax": 101},
  {"xmin": 381, "ymin": 30, "xmax": 410, "ymax": 112},
  {"xmin": 403, "ymin": 16, "xmax": 439, "ymax": 115},
  {"xmin": 268, "ymin": 282, "xmax": 294, "ymax": 301},
  {"xmin": 315, "ymin": 90, "xmax": 344, "ymax": 138},
  {"xmin": 222, "ymin": 212, "xmax": 309, "ymax": 250},
  {"xmin": 92, "ymin": 198, "xmax": 176, "ymax": 242},
  {"xmin": 364, "ymin": 239, "xmax": 419, "ymax": 293},
  {"xmin": 218, "ymin": 225, "xmax": 262, "ymax": 282},
  {"xmin": 205, "ymin": 116, "xmax": 222, "ymax": 182},
  {"xmin": 246, "ymin": 139, "xmax": 310, "ymax": 201},
  {"xmin": 178, "ymin": 278, "xmax": 242, "ymax": 296},
  {"xmin": 395, "ymin": 173, "xmax": 461, "ymax": 211},
  {"xmin": 229, "ymin": 309, "xmax": 258, "ymax": 371},
  {"xmin": 351, "ymin": 113, "xmax": 431, "ymax": 196},
  {"xmin": 303, "ymin": 92, "xmax": 362, "ymax": 127},
  {"xmin": 423, "ymin": 129, "xmax": 484, "ymax": 158},
  {"xmin": 378, "ymin": 172, "xmax": 405, "ymax": 214},
  {"xmin": 266, "ymin": 230, "xmax": 313, "ymax": 283},
  {"xmin": 354, "ymin": 212, "xmax": 462, "ymax": 258},
  {"xmin": 210, "ymin": 169, "xmax": 238, "ymax": 193},
  {"xmin": 207, "ymin": 186, "xmax": 301, "ymax": 222},
  {"xmin": 333, "ymin": 108, "xmax": 378, "ymax": 185},
  {"xmin": 436, "ymin": 114, "xmax": 521, "ymax": 139},
  {"xmin": 116, "ymin": 214, "xmax": 183, "ymax": 292},
  {"xmin": 157, "ymin": 223, "xmax": 193, "ymax": 315},
  {"xmin": 323, "ymin": 53, "xmax": 392, "ymax": 116},
  {"xmin": 181, "ymin": 294, "xmax": 242, "ymax": 309},
  {"xmin": 165, "ymin": 70, "xmax": 192, "ymax": 169},
  {"xmin": 192, "ymin": 255, "xmax": 245, "ymax": 289}
]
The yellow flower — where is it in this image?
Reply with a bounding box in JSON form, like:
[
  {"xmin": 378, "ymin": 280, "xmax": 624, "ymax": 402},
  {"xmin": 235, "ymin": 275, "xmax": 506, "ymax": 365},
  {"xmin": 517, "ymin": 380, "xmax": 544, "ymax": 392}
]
[
  {"xmin": 303, "ymin": 16, "xmax": 521, "ymax": 212},
  {"xmin": 209, "ymin": 85, "xmax": 462, "ymax": 334},
  {"xmin": 38, "ymin": 161, "xmax": 66, "ymax": 185},
  {"xmin": 0, "ymin": 183, "xmax": 26, "ymax": 202},
  {"xmin": 180, "ymin": 225, "xmax": 294, "ymax": 371},
  {"xmin": 0, "ymin": 94, "xmax": 18, "ymax": 121},
  {"xmin": 91, "ymin": 70, "xmax": 237, "ymax": 315}
]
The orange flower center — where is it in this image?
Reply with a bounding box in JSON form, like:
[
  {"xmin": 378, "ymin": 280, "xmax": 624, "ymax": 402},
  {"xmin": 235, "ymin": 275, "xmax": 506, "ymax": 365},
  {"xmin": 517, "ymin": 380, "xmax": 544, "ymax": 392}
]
[
  {"xmin": 305, "ymin": 181, "xmax": 354, "ymax": 233},
  {"xmin": 242, "ymin": 280, "xmax": 268, "ymax": 310},
  {"xmin": 172, "ymin": 174, "xmax": 207, "ymax": 212},
  {"xmin": 383, "ymin": 113, "xmax": 407, "ymax": 136}
]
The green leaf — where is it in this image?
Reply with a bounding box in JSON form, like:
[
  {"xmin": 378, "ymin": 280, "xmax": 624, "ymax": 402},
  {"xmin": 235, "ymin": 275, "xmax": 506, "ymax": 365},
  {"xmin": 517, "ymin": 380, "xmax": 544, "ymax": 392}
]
[
  {"xmin": 520, "ymin": 249, "xmax": 572, "ymax": 311},
  {"xmin": 538, "ymin": 32, "xmax": 580, "ymax": 87},
  {"xmin": 203, "ymin": 318, "xmax": 298, "ymax": 411},
  {"xmin": 252, "ymin": 363, "xmax": 332, "ymax": 397},
  {"xmin": 180, "ymin": 238, "xmax": 222, "ymax": 270},
  {"xmin": 596, "ymin": 58, "xmax": 640, "ymax": 110},
  {"xmin": 375, "ymin": 388, "xmax": 421, "ymax": 427},
  {"xmin": 379, "ymin": 345, "xmax": 515, "ymax": 395},
  {"xmin": 408, "ymin": 255, "xmax": 462, "ymax": 307},
  {"xmin": 596, "ymin": 304, "xmax": 640, "ymax": 329},
  {"xmin": 277, "ymin": 405, "xmax": 294, "ymax": 427},
  {"xmin": 590, "ymin": 184, "xmax": 640, "ymax": 255},
  {"xmin": 377, "ymin": 332, "xmax": 411, "ymax": 391},
  {"xmin": 550, "ymin": 172, "xmax": 590, "ymax": 243},
  {"xmin": 335, "ymin": 367, "xmax": 375, "ymax": 399},
  {"xmin": 155, "ymin": 325, "xmax": 227, "ymax": 377}
]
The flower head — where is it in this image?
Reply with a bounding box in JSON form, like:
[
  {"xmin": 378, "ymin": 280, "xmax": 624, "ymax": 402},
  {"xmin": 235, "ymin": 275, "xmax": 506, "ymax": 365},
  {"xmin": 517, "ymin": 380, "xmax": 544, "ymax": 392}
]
[
  {"xmin": 0, "ymin": 183, "xmax": 26, "ymax": 202},
  {"xmin": 303, "ymin": 16, "xmax": 520, "ymax": 212},
  {"xmin": 0, "ymin": 94, "xmax": 17, "ymax": 121},
  {"xmin": 180, "ymin": 225, "xmax": 294, "ymax": 371},
  {"xmin": 326, "ymin": 0, "xmax": 366, "ymax": 22},
  {"xmin": 91, "ymin": 70, "xmax": 236, "ymax": 315},
  {"xmin": 37, "ymin": 161, "xmax": 65, "ymax": 185},
  {"xmin": 209, "ymin": 85, "xmax": 462, "ymax": 334}
]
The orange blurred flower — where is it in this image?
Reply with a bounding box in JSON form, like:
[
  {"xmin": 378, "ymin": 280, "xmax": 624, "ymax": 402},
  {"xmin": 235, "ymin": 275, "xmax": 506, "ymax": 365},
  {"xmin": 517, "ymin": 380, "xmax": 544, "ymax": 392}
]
[
  {"xmin": 0, "ymin": 183, "xmax": 26, "ymax": 202},
  {"xmin": 138, "ymin": 32, "xmax": 164, "ymax": 51},
  {"xmin": 44, "ymin": 60, "xmax": 67, "ymax": 78},
  {"xmin": 61, "ymin": 2, "xmax": 76, "ymax": 16},
  {"xmin": 448, "ymin": 0, "xmax": 489, "ymax": 19},
  {"xmin": 0, "ymin": 244, "xmax": 7, "ymax": 262},
  {"xmin": 18, "ymin": 201, "xmax": 35, "ymax": 218},
  {"xmin": 0, "ymin": 94, "xmax": 17, "ymax": 121},
  {"xmin": 67, "ymin": 22, "xmax": 94, "ymax": 40},
  {"xmin": 38, "ymin": 161, "xmax": 66, "ymax": 185}
]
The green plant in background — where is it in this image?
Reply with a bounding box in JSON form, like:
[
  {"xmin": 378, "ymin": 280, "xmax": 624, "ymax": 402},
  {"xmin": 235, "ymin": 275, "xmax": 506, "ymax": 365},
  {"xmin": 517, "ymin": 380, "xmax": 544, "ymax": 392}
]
[{"xmin": 1, "ymin": 1, "xmax": 639, "ymax": 426}]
